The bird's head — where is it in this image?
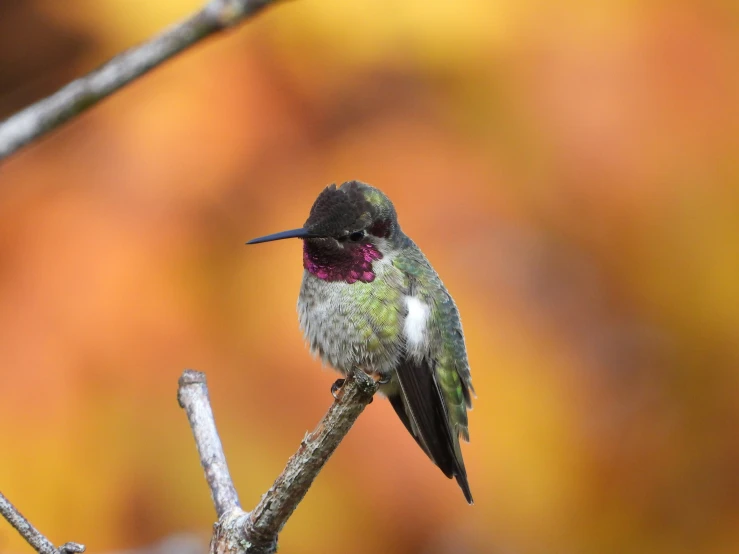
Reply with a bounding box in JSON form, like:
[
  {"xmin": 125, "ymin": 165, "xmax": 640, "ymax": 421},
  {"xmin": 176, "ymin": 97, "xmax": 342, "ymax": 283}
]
[{"xmin": 247, "ymin": 181, "xmax": 401, "ymax": 283}]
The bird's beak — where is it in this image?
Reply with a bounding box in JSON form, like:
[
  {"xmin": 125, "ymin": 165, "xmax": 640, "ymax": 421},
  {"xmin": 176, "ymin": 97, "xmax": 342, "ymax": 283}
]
[{"xmin": 246, "ymin": 227, "xmax": 318, "ymax": 244}]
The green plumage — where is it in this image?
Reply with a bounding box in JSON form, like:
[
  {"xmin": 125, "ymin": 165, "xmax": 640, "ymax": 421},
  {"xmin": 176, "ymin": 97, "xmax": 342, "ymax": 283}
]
[{"xmin": 392, "ymin": 244, "xmax": 474, "ymax": 439}]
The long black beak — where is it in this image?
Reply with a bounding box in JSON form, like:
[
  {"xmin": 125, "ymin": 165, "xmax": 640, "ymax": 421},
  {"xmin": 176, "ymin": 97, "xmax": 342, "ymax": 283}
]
[{"xmin": 246, "ymin": 227, "xmax": 318, "ymax": 244}]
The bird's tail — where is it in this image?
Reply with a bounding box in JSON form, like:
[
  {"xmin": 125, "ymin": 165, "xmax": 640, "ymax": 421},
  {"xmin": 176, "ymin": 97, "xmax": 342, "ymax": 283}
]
[{"xmin": 389, "ymin": 358, "xmax": 474, "ymax": 504}]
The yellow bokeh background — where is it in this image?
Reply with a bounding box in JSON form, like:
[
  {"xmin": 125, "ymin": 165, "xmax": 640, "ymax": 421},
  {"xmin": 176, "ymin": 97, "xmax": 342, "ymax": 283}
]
[{"xmin": 2, "ymin": 1, "xmax": 738, "ymax": 553}]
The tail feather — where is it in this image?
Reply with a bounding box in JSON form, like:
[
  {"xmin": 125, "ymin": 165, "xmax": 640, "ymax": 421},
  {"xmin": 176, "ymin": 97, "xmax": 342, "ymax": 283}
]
[{"xmin": 390, "ymin": 357, "xmax": 473, "ymax": 504}]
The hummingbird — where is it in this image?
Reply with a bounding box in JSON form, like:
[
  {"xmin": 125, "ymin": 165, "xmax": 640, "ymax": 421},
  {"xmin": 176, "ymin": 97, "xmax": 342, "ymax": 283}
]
[{"xmin": 247, "ymin": 181, "xmax": 474, "ymax": 504}]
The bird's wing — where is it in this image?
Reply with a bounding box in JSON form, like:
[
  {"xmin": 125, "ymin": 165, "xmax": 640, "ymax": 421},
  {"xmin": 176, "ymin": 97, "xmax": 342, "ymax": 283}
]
[{"xmin": 389, "ymin": 241, "xmax": 474, "ymax": 503}]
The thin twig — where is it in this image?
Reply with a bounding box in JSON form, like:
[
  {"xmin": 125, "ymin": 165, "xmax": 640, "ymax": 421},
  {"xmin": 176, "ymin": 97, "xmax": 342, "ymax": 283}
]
[
  {"xmin": 177, "ymin": 369, "xmax": 378, "ymax": 554},
  {"xmin": 0, "ymin": 0, "xmax": 278, "ymax": 161},
  {"xmin": 177, "ymin": 369, "xmax": 242, "ymax": 518},
  {"xmin": 0, "ymin": 491, "xmax": 85, "ymax": 554}
]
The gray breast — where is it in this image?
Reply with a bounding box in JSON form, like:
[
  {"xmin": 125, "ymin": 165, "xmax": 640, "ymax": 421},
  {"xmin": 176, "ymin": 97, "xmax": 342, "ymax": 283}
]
[{"xmin": 297, "ymin": 270, "xmax": 404, "ymax": 377}]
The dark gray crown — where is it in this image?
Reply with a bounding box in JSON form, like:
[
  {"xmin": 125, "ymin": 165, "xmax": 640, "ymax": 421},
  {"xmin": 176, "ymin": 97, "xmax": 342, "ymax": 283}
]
[{"xmin": 304, "ymin": 181, "xmax": 397, "ymax": 238}]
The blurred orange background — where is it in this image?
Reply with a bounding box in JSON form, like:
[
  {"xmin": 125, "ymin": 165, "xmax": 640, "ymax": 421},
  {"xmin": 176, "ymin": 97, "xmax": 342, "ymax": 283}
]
[{"xmin": 2, "ymin": 1, "xmax": 739, "ymax": 553}]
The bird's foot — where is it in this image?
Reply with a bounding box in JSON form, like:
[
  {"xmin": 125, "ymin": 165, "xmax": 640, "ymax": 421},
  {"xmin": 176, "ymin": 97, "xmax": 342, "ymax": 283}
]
[
  {"xmin": 330, "ymin": 379, "xmax": 345, "ymax": 400},
  {"xmin": 359, "ymin": 367, "xmax": 391, "ymax": 386},
  {"xmin": 375, "ymin": 374, "xmax": 391, "ymax": 385},
  {"xmin": 333, "ymin": 373, "xmax": 380, "ymax": 404},
  {"xmin": 363, "ymin": 370, "xmax": 391, "ymax": 403}
]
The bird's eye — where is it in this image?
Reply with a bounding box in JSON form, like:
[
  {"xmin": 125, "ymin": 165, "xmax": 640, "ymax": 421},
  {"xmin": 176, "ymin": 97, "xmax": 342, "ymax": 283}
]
[{"xmin": 349, "ymin": 231, "xmax": 365, "ymax": 242}]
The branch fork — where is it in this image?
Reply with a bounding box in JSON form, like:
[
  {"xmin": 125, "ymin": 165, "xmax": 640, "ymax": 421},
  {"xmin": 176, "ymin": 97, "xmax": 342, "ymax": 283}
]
[
  {"xmin": 0, "ymin": 492, "xmax": 85, "ymax": 554},
  {"xmin": 178, "ymin": 369, "xmax": 377, "ymax": 554}
]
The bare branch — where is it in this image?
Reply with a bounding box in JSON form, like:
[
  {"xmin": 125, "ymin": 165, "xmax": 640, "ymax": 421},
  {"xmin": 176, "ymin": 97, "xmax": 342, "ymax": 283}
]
[
  {"xmin": 244, "ymin": 371, "xmax": 377, "ymax": 551},
  {"xmin": 0, "ymin": 491, "xmax": 85, "ymax": 554},
  {"xmin": 178, "ymin": 369, "xmax": 242, "ymax": 518},
  {"xmin": 0, "ymin": 0, "xmax": 278, "ymax": 161},
  {"xmin": 177, "ymin": 369, "xmax": 378, "ymax": 554}
]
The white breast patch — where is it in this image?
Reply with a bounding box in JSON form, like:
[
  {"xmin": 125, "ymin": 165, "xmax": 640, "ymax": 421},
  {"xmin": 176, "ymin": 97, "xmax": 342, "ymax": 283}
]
[{"xmin": 403, "ymin": 296, "xmax": 430, "ymax": 347}]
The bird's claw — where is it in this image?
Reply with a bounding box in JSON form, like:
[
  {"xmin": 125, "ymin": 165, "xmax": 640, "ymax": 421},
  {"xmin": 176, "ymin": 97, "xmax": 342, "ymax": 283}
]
[
  {"xmin": 331, "ymin": 376, "xmax": 375, "ymax": 404},
  {"xmin": 331, "ymin": 379, "xmax": 346, "ymax": 399}
]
